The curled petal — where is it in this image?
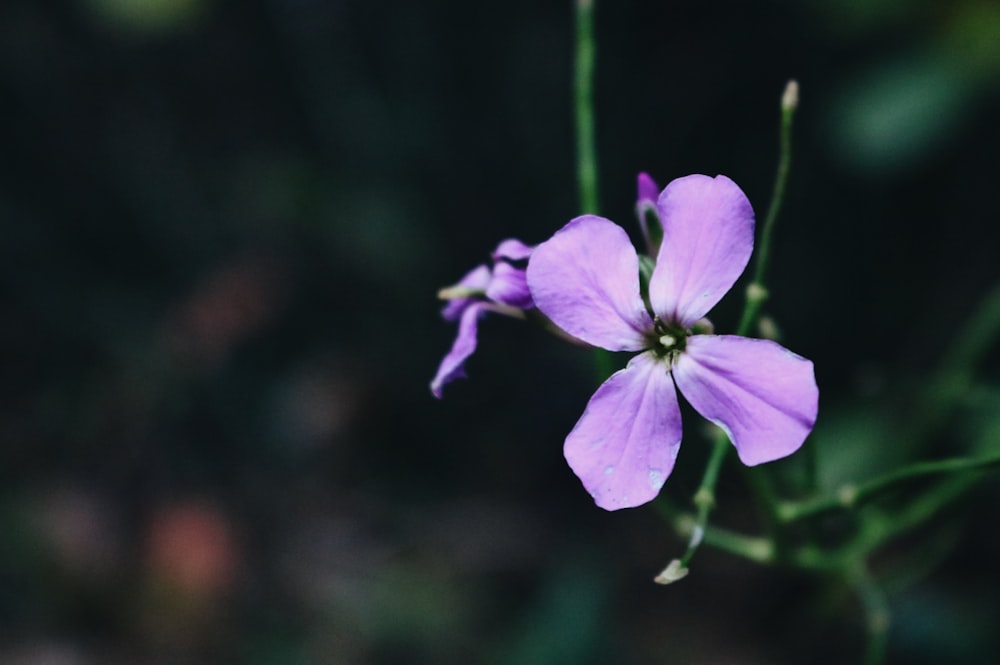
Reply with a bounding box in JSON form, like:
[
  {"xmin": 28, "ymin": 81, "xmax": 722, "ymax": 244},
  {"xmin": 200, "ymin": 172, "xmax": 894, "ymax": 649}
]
[
  {"xmin": 527, "ymin": 215, "xmax": 650, "ymax": 351},
  {"xmin": 492, "ymin": 238, "xmax": 533, "ymax": 262},
  {"xmin": 430, "ymin": 303, "xmax": 486, "ymax": 398},
  {"xmin": 673, "ymin": 335, "xmax": 818, "ymax": 466},
  {"xmin": 485, "ymin": 262, "xmax": 533, "ymax": 309},
  {"xmin": 649, "ymin": 175, "xmax": 755, "ymax": 326},
  {"xmin": 441, "ymin": 264, "xmax": 491, "ymax": 321},
  {"xmin": 564, "ymin": 352, "xmax": 682, "ymax": 510}
]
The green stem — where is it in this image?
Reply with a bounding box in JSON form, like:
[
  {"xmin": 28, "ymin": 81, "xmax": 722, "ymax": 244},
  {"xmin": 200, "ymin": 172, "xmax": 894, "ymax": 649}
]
[
  {"xmin": 654, "ymin": 497, "xmax": 775, "ymax": 565},
  {"xmin": 852, "ymin": 565, "xmax": 890, "ymax": 665},
  {"xmin": 777, "ymin": 451, "xmax": 1000, "ymax": 523},
  {"xmin": 592, "ymin": 348, "xmax": 617, "ymax": 383},
  {"xmin": 908, "ymin": 282, "xmax": 1000, "ymax": 446},
  {"xmin": 672, "ymin": 82, "xmax": 800, "ymax": 570},
  {"xmin": 737, "ymin": 80, "xmax": 798, "ymax": 337},
  {"xmin": 802, "ymin": 426, "xmax": 819, "ymax": 492},
  {"xmin": 788, "ymin": 462, "xmax": 990, "ymax": 574},
  {"xmin": 679, "ymin": 432, "xmax": 729, "ymax": 567},
  {"xmin": 573, "ymin": 0, "xmax": 611, "ymax": 380},
  {"xmin": 574, "ymin": 0, "xmax": 599, "ymax": 214},
  {"xmin": 740, "ymin": 463, "xmax": 784, "ymax": 555},
  {"xmin": 869, "ymin": 472, "xmax": 982, "ymax": 551}
]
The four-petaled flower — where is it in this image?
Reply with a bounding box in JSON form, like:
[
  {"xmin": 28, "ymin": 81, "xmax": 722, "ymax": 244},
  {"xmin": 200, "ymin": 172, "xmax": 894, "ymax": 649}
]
[
  {"xmin": 431, "ymin": 239, "xmax": 534, "ymax": 398},
  {"xmin": 526, "ymin": 174, "xmax": 819, "ymax": 510}
]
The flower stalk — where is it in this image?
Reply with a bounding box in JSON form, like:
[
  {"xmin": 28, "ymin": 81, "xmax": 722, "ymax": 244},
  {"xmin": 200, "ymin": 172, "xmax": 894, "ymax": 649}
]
[
  {"xmin": 852, "ymin": 565, "xmax": 890, "ymax": 665},
  {"xmin": 680, "ymin": 80, "xmax": 802, "ymax": 568},
  {"xmin": 776, "ymin": 450, "xmax": 1000, "ymax": 523},
  {"xmin": 678, "ymin": 432, "xmax": 728, "ymax": 568},
  {"xmin": 737, "ymin": 79, "xmax": 799, "ymax": 338},
  {"xmin": 574, "ymin": 0, "xmax": 599, "ymax": 215}
]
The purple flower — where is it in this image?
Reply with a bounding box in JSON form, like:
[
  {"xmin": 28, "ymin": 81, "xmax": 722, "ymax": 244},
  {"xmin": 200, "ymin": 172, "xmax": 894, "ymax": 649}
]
[
  {"xmin": 526, "ymin": 174, "xmax": 818, "ymax": 510},
  {"xmin": 431, "ymin": 239, "xmax": 534, "ymax": 398}
]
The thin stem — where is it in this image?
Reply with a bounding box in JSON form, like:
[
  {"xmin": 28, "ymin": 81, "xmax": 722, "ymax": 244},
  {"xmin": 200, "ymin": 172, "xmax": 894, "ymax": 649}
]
[
  {"xmin": 852, "ymin": 566, "xmax": 890, "ymax": 665},
  {"xmin": 679, "ymin": 82, "xmax": 800, "ymax": 570},
  {"xmin": 592, "ymin": 348, "xmax": 618, "ymax": 383},
  {"xmin": 740, "ymin": 463, "xmax": 784, "ymax": 556},
  {"xmin": 870, "ymin": 472, "xmax": 982, "ymax": 551},
  {"xmin": 802, "ymin": 427, "xmax": 819, "ymax": 492},
  {"xmin": 737, "ymin": 80, "xmax": 798, "ymax": 337},
  {"xmin": 907, "ymin": 282, "xmax": 1000, "ymax": 445},
  {"xmin": 777, "ymin": 451, "xmax": 1000, "ymax": 523},
  {"xmin": 573, "ymin": 0, "xmax": 612, "ymax": 380},
  {"xmin": 939, "ymin": 282, "xmax": 1000, "ymax": 372},
  {"xmin": 654, "ymin": 497, "xmax": 775, "ymax": 565},
  {"xmin": 786, "ymin": 457, "xmax": 993, "ymax": 573},
  {"xmin": 679, "ymin": 432, "xmax": 729, "ymax": 567},
  {"xmin": 574, "ymin": 0, "xmax": 599, "ymax": 214}
]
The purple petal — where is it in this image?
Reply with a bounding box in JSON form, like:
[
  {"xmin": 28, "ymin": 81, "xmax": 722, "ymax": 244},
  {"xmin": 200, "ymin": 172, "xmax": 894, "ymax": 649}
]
[
  {"xmin": 527, "ymin": 215, "xmax": 651, "ymax": 351},
  {"xmin": 492, "ymin": 238, "xmax": 533, "ymax": 262},
  {"xmin": 648, "ymin": 175, "xmax": 754, "ymax": 326},
  {"xmin": 430, "ymin": 303, "xmax": 486, "ymax": 398},
  {"xmin": 485, "ymin": 262, "xmax": 533, "ymax": 309},
  {"xmin": 441, "ymin": 264, "xmax": 491, "ymax": 321},
  {"xmin": 672, "ymin": 335, "xmax": 818, "ymax": 466},
  {"xmin": 564, "ymin": 351, "xmax": 682, "ymax": 510},
  {"xmin": 636, "ymin": 172, "xmax": 660, "ymax": 215}
]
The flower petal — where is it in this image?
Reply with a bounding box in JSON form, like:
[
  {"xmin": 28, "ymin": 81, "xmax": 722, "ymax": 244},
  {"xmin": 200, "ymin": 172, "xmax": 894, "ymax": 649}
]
[
  {"xmin": 649, "ymin": 175, "xmax": 754, "ymax": 325},
  {"xmin": 491, "ymin": 238, "xmax": 533, "ymax": 262},
  {"xmin": 441, "ymin": 264, "xmax": 491, "ymax": 321},
  {"xmin": 485, "ymin": 261, "xmax": 533, "ymax": 309},
  {"xmin": 527, "ymin": 215, "xmax": 650, "ymax": 351},
  {"xmin": 673, "ymin": 335, "xmax": 818, "ymax": 465},
  {"xmin": 564, "ymin": 351, "xmax": 682, "ymax": 510},
  {"xmin": 430, "ymin": 302, "xmax": 486, "ymax": 398}
]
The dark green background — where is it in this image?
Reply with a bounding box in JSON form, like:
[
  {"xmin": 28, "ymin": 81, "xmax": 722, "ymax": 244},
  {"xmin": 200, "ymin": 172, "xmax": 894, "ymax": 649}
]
[{"xmin": 1, "ymin": 0, "xmax": 999, "ymax": 663}]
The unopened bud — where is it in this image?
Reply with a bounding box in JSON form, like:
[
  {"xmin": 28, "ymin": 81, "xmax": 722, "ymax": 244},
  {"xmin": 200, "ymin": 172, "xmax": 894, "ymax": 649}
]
[
  {"xmin": 690, "ymin": 317, "xmax": 714, "ymax": 335},
  {"xmin": 782, "ymin": 80, "xmax": 799, "ymax": 112},
  {"xmin": 654, "ymin": 559, "xmax": 689, "ymax": 585},
  {"xmin": 838, "ymin": 484, "xmax": 858, "ymax": 508},
  {"xmin": 746, "ymin": 282, "xmax": 768, "ymax": 303},
  {"xmin": 757, "ymin": 315, "xmax": 780, "ymax": 341}
]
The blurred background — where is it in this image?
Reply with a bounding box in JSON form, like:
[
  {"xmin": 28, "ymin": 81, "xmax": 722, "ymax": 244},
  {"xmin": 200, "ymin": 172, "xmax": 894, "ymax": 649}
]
[{"xmin": 1, "ymin": 0, "xmax": 999, "ymax": 663}]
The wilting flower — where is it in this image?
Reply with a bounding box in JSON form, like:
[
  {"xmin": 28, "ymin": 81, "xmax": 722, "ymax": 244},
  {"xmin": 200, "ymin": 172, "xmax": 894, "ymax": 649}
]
[
  {"xmin": 431, "ymin": 239, "xmax": 533, "ymax": 398},
  {"xmin": 526, "ymin": 174, "xmax": 818, "ymax": 510}
]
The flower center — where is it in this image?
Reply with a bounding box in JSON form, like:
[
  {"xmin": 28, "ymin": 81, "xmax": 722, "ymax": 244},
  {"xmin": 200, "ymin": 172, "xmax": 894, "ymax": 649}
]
[{"xmin": 651, "ymin": 318, "xmax": 687, "ymax": 358}]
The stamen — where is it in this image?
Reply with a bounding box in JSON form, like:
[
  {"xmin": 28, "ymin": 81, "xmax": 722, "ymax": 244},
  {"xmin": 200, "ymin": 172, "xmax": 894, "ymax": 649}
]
[{"xmin": 659, "ymin": 334, "xmax": 676, "ymax": 348}]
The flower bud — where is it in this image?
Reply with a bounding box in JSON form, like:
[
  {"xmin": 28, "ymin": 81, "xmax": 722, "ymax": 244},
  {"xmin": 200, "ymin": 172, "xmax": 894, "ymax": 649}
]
[{"xmin": 653, "ymin": 559, "xmax": 689, "ymax": 585}]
